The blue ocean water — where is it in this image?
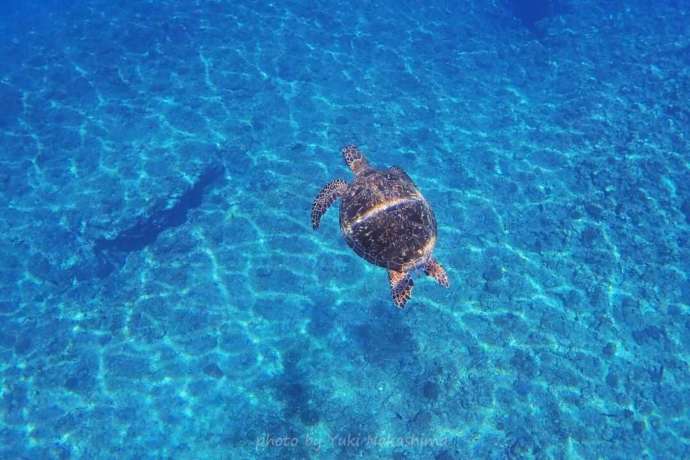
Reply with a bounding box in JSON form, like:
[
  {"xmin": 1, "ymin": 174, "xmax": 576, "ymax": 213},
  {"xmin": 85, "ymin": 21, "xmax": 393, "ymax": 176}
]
[{"xmin": 1, "ymin": 0, "xmax": 689, "ymax": 458}]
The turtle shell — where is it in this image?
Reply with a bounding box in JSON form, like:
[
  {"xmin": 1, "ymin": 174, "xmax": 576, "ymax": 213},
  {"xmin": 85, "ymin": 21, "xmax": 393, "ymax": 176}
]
[{"xmin": 339, "ymin": 167, "xmax": 437, "ymax": 271}]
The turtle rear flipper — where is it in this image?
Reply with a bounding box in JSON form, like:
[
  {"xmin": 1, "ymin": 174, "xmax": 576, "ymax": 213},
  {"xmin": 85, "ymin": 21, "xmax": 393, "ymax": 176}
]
[
  {"xmin": 425, "ymin": 258, "xmax": 449, "ymax": 287},
  {"xmin": 311, "ymin": 179, "xmax": 348, "ymax": 230},
  {"xmin": 389, "ymin": 270, "xmax": 414, "ymax": 308}
]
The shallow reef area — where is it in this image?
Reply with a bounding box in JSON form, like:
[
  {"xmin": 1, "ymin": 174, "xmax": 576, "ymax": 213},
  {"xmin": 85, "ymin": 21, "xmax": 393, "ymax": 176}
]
[{"xmin": 0, "ymin": 0, "xmax": 688, "ymax": 458}]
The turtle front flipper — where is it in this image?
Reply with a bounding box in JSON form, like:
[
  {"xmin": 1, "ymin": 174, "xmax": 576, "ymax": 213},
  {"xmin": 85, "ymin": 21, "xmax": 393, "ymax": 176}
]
[
  {"xmin": 311, "ymin": 179, "xmax": 348, "ymax": 230},
  {"xmin": 389, "ymin": 270, "xmax": 414, "ymax": 308},
  {"xmin": 341, "ymin": 145, "xmax": 369, "ymax": 175},
  {"xmin": 424, "ymin": 258, "xmax": 449, "ymax": 287}
]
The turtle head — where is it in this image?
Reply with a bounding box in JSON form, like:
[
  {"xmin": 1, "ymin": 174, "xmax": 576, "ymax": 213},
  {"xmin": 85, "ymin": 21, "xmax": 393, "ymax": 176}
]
[{"xmin": 342, "ymin": 145, "xmax": 369, "ymax": 175}]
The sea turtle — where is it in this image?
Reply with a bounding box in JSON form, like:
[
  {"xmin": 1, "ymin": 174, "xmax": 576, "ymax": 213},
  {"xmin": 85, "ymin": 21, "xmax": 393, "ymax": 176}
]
[{"xmin": 311, "ymin": 145, "xmax": 449, "ymax": 308}]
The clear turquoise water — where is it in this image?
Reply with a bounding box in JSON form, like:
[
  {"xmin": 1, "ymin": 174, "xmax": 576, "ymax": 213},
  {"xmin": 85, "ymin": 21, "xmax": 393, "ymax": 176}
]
[{"xmin": 1, "ymin": 1, "xmax": 689, "ymax": 458}]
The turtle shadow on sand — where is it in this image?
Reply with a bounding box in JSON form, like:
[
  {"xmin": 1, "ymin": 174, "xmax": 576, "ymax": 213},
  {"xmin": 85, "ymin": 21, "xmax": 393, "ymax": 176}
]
[{"xmin": 92, "ymin": 163, "xmax": 225, "ymax": 277}]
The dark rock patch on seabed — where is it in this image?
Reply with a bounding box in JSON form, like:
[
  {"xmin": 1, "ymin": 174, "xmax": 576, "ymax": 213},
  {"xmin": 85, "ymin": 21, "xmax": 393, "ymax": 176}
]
[
  {"xmin": 0, "ymin": 84, "xmax": 22, "ymax": 128},
  {"xmin": 507, "ymin": 0, "xmax": 565, "ymax": 36},
  {"xmin": 94, "ymin": 164, "xmax": 224, "ymax": 277},
  {"xmin": 681, "ymin": 199, "xmax": 690, "ymax": 224}
]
